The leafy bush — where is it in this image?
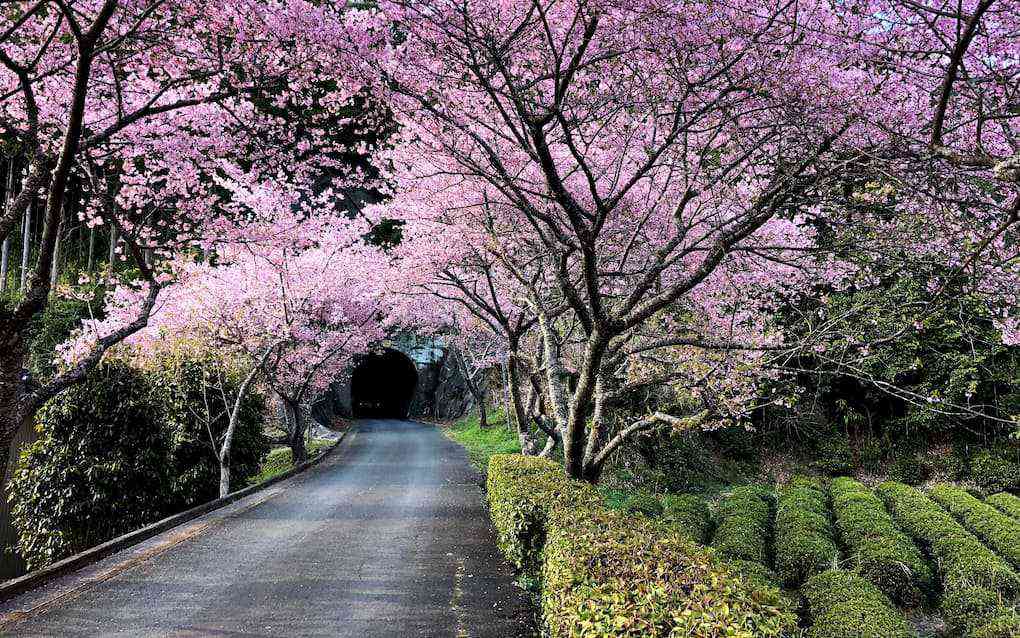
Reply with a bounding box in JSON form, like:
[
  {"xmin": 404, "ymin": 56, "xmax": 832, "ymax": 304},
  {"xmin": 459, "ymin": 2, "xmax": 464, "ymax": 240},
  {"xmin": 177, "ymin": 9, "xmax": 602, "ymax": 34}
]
[
  {"xmin": 8, "ymin": 358, "xmax": 270, "ymax": 570},
  {"xmin": 711, "ymin": 485, "xmax": 773, "ymax": 565},
  {"xmin": 542, "ymin": 498, "xmax": 797, "ymax": 638},
  {"xmin": 809, "ymin": 437, "xmax": 856, "ymax": 476},
  {"xmin": 489, "ymin": 455, "xmax": 799, "ymax": 638},
  {"xmin": 612, "ymin": 492, "xmax": 664, "ymax": 518},
  {"xmin": 802, "ymin": 569, "xmax": 913, "ymax": 638},
  {"xmin": 829, "ymin": 477, "xmax": 933, "ymax": 606},
  {"xmin": 486, "ymin": 454, "xmax": 599, "ymax": 574},
  {"xmin": 773, "ymin": 476, "xmax": 839, "ymax": 588},
  {"xmin": 9, "ymin": 362, "xmax": 176, "ymax": 570},
  {"xmin": 159, "ymin": 356, "xmax": 268, "ymax": 504},
  {"xmin": 876, "ymin": 482, "xmax": 1019, "ymax": 634},
  {"xmin": 969, "ymin": 449, "xmax": 1020, "ymax": 493},
  {"xmin": 968, "ymin": 608, "xmax": 1020, "ymax": 638},
  {"xmin": 246, "ymin": 439, "xmax": 334, "ymax": 485},
  {"xmin": 930, "ymin": 484, "xmax": 1020, "ymax": 569},
  {"xmin": 661, "ymin": 493, "xmax": 712, "ymax": 544},
  {"xmin": 987, "ymin": 492, "xmax": 1020, "ymax": 521}
]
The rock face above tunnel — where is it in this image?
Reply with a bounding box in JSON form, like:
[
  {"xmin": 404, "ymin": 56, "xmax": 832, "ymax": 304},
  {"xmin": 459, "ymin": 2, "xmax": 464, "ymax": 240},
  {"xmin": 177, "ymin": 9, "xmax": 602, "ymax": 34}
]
[{"xmin": 324, "ymin": 334, "xmax": 471, "ymax": 421}]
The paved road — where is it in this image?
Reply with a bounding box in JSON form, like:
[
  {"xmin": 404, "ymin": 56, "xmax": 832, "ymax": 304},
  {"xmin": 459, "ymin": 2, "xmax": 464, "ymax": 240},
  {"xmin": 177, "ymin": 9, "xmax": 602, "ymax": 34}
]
[{"xmin": 0, "ymin": 419, "xmax": 536, "ymax": 637}]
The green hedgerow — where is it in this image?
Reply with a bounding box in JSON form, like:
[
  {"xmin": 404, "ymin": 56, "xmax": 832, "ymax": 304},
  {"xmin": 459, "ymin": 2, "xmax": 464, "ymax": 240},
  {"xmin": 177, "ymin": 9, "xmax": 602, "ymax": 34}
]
[
  {"xmin": 987, "ymin": 492, "xmax": 1020, "ymax": 522},
  {"xmin": 829, "ymin": 477, "xmax": 933, "ymax": 607},
  {"xmin": 802, "ymin": 569, "xmax": 913, "ymax": 638},
  {"xmin": 773, "ymin": 476, "xmax": 840, "ymax": 588},
  {"xmin": 486, "ymin": 454, "xmax": 600, "ymax": 574},
  {"xmin": 711, "ymin": 485, "xmax": 773, "ymax": 565},
  {"xmin": 542, "ymin": 503, "xmax": 798, "ymax": 638},
  {"xmin": 930, "ymin": 484, "xmax": 1020, "ymax": 569},
  {"xmin": 876, "ymin": 482, "xmax": 1019, "ymax": 634},
  {"xmin": 968, "ymin": 607, "xmax": 1020, "ymax": 638},
  {"xmin": 661, "ymin": 493, "xmax": 712, "ymax": 544}
]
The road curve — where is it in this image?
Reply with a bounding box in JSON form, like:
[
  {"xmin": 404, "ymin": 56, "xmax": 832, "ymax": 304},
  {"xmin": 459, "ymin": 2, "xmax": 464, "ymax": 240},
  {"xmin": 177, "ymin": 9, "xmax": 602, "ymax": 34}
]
[{"xmin": 0, "ymin": 419, "xmax": 537, "ymax": 637}]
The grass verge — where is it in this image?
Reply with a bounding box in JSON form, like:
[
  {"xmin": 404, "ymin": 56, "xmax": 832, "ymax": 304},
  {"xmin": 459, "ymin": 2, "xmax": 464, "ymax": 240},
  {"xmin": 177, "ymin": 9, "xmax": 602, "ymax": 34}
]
[
  {"xmin": 247, "ymin": 438, "xmax": 336, "ymax": 485},
  {"xmin": 443, "ymin": 409, "xmax": 523, "ymax": 471}
]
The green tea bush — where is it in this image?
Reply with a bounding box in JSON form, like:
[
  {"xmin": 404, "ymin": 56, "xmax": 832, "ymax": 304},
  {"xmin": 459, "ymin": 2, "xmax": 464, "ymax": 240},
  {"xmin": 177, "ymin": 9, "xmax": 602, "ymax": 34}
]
[
  {"xmin": 486, "ymin": 454, "xmax": 599, "ymax": 574},
  {"xmin": 773, "ymin": 476, "xmax": 839, "ymax": 588},
  {"xmin": 489, "ymin": 455, "xmax": 799, "ymax": 638},
  {"xmin": 930, "ymin": 484, "xmax": 1020, "ymax": 569},
  {"xmin": 661, "ymin": 493, "xmax": 712, "ymax": 544},
  {"xmin": 802, "ymin": 569, "xmax": 913, "ymax": 638},
  {"xmin": 711, "ymin": 485, "xmax": 773, "ymax": 565},
  {"xmin": 970, "ymin": 449, "xmax": 1020, "ymax": 493},
  {"xmin": 968, "ymin": 608, "xmax": 1020, "ymax": 638},
  {"xmin": 876, "ymin": 482, "xmax": 1019, "ymax": 633},
  {"xmin": 987, "ymin": 492, "xmax": 1020, "ymax": 521},
  {"xmin": 829, "ymin": 477, "xmax": 933, "ymax": 606},
  {"xmin": 542, "ymin": 497, "xmax": 797, "ymax": 638}
]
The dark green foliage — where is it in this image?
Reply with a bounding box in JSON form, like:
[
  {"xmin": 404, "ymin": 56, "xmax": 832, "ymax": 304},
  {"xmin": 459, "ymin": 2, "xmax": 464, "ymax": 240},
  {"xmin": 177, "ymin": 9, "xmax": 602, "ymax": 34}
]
[
  {"xmin": 809, "ymin": 437, "xmax": 856, "ymax": 476},
  {"xmin": 773, "ymin": 476, "xmax": 839, "ymax": 588},
  {"xmin": 24, "ymin": 294, "xmax": 98, "ymax": 380},
  {"xmin": 889, "ymin": 450, "xmax": 931, "ymax": 485},
  {"xmin": 969, "ymin": 448, "xmax": 1020, "ymax": 493},
  {"xmin": 930, "ymin": 484, "xmax": 1020, "ymax": 569},
  {"xmin": 158, "ymin": 357, "xmax": 268, "ymax": 507},
  {"xmin": 618, "ymin": 493, "xmax": 664, "ymax": 518},
  {"xmin": 829, "ymin": 477, "xmax": 933, "ymax": 606},
  {"xmin": 987, "ymin": 492, "xmax": 1020, "ymax": 522},
  {"xmin": 8, "ymin": 358, "xmax": 269, "ymax": 570},
  {"xmin": 661, "ymin": 494, "xmax": 712, "ymax": 544},
  {"xmin": 876, "ymin": 482, "xmax": 1019, "ymax": 634},
  {"xmin": 8, "ymin": 362, "xmax": 175, "ymax": 570},
  {"xmin": 802, "ymin": 569, "xmax": 914, "ymax": 638},
  {"xmin": 968, "ymin": 608, "xmax": 1020, "ymax": 638},
  {"xmin": 711, "ymin": 485, "xmax": 773, "ymax": 565}
]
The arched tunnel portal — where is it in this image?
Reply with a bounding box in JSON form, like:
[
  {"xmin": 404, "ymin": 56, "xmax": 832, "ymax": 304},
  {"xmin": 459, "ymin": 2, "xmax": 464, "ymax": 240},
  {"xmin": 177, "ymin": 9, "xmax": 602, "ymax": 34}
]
[{"xmin": 350, "ymin": 348, "xmax": 419, "ymax": 419}]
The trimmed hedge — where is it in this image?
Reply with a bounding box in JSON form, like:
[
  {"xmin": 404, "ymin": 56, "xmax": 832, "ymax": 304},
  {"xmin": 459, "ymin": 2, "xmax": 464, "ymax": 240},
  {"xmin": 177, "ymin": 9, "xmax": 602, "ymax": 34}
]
[
  {"xmin": 543, "ymin": 504, "xmax": 798, "ymax": 638},
  {"xmin": 968, "ymin": 608, "xmax": 1020, "ymax": 638},
  {"xmin": 802, "ymin": 569, "xmax": 914, "ymax": 638},
  {"xmin": 930, "ymin": 484, "xmax": 1020, "ymax": 569},
  {"xmin": 774, "ymin": 476, "xmax": 839, "ymax": 588},
  {"xmin": 486, "ymin": 454, "xmax": 598, "ymax": 574},
  {"xmin": 488, "ymin": 455, "xmax": 798, "ymax": 638},
  {"xmin": 711, "ymin": 485, "xmax": 773, "ymax": 565},
  {"xmin": 877, "ymin": 482, "xmax": 1019, "ymax": 634},
  {"xmin": 661, "ymin": 493, "xmax": 712, "ymax": 544},
  {"xmin": 829, "ymin": 477, "xmax": 933, "ymax": 606},
  {"xmin": 988, "ymin": 492, "xmax": 1020, "ymax": 522}
]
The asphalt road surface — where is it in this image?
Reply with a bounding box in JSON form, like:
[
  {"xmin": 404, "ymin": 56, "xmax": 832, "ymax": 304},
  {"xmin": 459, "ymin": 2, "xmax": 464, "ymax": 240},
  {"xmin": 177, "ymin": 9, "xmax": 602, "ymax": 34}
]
[{"xmin": 0, "ymin": 419, "xmax": 537, "ymax": 637}]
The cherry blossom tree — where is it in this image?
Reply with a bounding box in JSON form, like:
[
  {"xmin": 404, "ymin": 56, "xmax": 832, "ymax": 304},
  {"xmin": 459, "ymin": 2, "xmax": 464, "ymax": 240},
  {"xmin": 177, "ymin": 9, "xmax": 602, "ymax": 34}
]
[
  {"xmin": 0, "ymin": 0, "xmax": 376, "ymax": 466},
  {"xmin": 367, "ymin": 0, "xmax": 1018, "ymax": 481}
]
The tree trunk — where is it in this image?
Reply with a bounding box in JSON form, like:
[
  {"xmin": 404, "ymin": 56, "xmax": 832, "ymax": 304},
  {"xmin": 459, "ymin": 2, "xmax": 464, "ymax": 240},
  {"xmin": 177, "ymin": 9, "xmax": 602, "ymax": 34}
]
[
  {"xmin": 0, "ymin": 159, "xmax": 13, "ymax": 294},
  {"xmin": 288, "ymin": 400, "xmax": 308, "ymax": 464},
  {"xmin": 477, "ymin": 399, "xmax": 488, "ymax": 429},
  {"xmin": 218, "ymin": 458, "xmax": 230, "ymax": 499},
  {"xmin": 18, "ymin": 201, "xmax": 31, "ymax": 293},
  {"xmin": 506, "ymin": 351, "xmax": 537, "ymax": 455},
  {"xmin": 106, "ymin": 223, "xmax": 117, "ymax": 281}
]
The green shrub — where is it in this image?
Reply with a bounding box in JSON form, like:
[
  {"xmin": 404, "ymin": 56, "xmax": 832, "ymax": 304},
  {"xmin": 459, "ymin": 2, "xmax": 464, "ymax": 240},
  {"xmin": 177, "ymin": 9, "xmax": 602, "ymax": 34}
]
[
  {"xmin": 810, "ymin": 437, "xmax": 855, "ymax": 476},
  {"xmin": 8, "ymin": 357, "xmax": 270, "ymax": 571},
  {"xmin": 711, "ymin": 485, "xmax": 773, "ymax": 565},
  {"xmin": 802, "ymin": 569, "xmax": 914, "ymax": 638},
  {"xmin": 930, "ymin": 484, "xmax": 1020, "ymax": 569},
  {"xmin": 773, "ymin": 476, "xmax": 839, "ymax": 588},
  {"xmin": 987, "ymin": 492, "xmax": 1020, "ymax": 522},
  {"xmin": 542, "ymin": 502, "xmax": 798, "ymax": 638},
  {"xmin": 620, "ymin": 493, "xmax": 664, "ymax": 518},
  {"xmin": 889, "ymin": 452, "xmax": 930, "ymax": 486},
  {"xmin": 970, "ymin": 449, "xmax": 1020, "ymax": 493},
  {"xmin": 8, "ymin": 362, "xmax": 176, "ymax": 570},
  {"xmin": 159, "ymin": 356, "xmax": 268, "ymax": 504},
  {"xmin": 661, "ymin": 493, "xmax": 712, "ymax": 544},
  {"xmin": 968, "ymin": 607, "xmax": 1020, "ymax": 638},
  {"xmin": 486, "ymin": 454, "xmax": 599, "ymax": 574},
  {"xmin": 876, "ymin": 482, "xmax": 1019, "ymax": 633},
  {"xmin": 829, "ymin": 477, "xmax": 933, "ymax": 606}
]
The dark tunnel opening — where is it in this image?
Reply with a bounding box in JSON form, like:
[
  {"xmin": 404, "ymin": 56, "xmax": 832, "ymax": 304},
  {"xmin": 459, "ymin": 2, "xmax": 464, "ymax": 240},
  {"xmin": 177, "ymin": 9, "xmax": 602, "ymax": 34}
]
[{"xmin": 350, "ymin": 348, "xmax": 418, "ymax": 419}]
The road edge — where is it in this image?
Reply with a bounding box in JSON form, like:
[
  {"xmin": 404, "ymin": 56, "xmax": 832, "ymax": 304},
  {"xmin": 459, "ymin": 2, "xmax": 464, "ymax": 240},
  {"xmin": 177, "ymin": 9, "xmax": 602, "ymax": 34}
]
[{"xmin": 0, "ymin": 428, "xmax": 352, "ymax": 602}]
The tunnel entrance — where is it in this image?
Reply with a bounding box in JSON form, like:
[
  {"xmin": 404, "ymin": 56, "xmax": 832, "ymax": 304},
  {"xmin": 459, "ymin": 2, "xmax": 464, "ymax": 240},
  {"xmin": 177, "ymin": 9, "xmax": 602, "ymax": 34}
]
[{"xmin": 350, "ymin": 348, "xmax": 418, "ymax": 419}]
